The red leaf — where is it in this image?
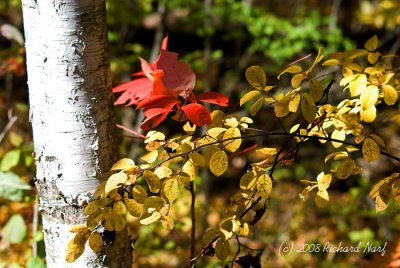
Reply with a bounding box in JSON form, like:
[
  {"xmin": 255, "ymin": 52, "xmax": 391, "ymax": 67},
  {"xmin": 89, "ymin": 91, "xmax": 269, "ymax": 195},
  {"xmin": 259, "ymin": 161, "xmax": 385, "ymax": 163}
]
[
  {"xmin": 156, "ymin": 50, "xmax": 196, "ymax": 98},
  {"xmin": 113, "ymin": 78, "xmax": 152, "ymax": 106},
  {"xmin": 180, "ymin": 103, "xmax": 211, "ymax": 126},
  {"xmin": 136, "ymin": 95, "xmax": 180, "ymax": 110},
  {"xmin": 195, "ymin": 92, "xmax": 229, "ymax": 106},
  {"xmin": 141, "ymin": 108, "xmax": 170, "ymax": 130}
]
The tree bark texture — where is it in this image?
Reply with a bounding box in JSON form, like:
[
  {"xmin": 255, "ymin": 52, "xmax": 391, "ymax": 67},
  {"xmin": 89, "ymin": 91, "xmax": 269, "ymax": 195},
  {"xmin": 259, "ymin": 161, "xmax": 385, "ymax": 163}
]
[{"xmin": 21, "ymin": 0, "xmax": 131, "ymax": 267}]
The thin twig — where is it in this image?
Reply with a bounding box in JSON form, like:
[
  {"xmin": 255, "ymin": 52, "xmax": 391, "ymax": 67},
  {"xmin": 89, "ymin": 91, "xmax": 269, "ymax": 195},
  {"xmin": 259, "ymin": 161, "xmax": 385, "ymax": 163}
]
[
  {"xmin": 189, "ymin": 181, "xmax": 196, "ymax": 267},
  {"xmin": 0, "ymin": 111, "xmax": 17, "ymax": 143}
]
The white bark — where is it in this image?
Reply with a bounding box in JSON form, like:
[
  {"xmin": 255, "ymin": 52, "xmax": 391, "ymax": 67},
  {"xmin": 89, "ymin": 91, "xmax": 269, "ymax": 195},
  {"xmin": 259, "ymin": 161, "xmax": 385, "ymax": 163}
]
[{"xmin": 22, "ymin": 0, "xmax": 131, "ymax": 267}]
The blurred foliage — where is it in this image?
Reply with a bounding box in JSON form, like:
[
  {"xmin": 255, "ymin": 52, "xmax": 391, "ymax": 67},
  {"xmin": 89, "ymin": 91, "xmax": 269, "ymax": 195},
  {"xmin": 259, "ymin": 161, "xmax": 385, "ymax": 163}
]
[{"xmin": 1, "ymin": 0, "xmax": 400, "ymax": 267}]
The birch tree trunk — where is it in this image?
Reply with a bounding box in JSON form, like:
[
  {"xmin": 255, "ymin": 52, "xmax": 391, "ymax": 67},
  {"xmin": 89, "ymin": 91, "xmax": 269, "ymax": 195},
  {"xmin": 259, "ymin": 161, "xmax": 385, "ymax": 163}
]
[{"xmin": 21, "ymin": 0, "xmax": 131, "ymax": 267}]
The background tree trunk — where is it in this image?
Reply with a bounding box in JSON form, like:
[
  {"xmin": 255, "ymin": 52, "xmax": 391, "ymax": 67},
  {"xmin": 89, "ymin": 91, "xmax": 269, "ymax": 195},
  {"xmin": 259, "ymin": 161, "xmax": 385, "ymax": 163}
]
[{"xmin": 21, "ymin": 0, "xmax": 131, "ymax": 267}]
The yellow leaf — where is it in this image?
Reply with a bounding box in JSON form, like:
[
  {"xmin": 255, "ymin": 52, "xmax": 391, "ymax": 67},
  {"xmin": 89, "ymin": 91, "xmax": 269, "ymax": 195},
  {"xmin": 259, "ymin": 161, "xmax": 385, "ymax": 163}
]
[
  {"xmin": 256, "ymin": 174, "xmax": 272, "ymax": 199},
  {"xmin": 256, "ymin": 147, "xmax": 277, "ymax": 156},
  {"xmin": 223, "ymin": 127, "xmax": 241, "ymax": 152},
  {"xmin": 336, "ymin": 159, "xmax": 355, "ymax": 179},
  {"xmin": 322, "ymin": 59, "xmax": 339, "ymax": 66},
  {"xmin": 124, "ymin": 198, "xmax": 142, "ymax": 217},
  {"xmin": 88, "ymin": 232, "xmax": 103, "ymax": 253},
  {"xmin": 112, "ymin": 215, "xmax": 126, "ymax": 231},
  {"xmin": 215, "ymin": 238, "xmax": 230, "ymax": 261},
  {"xmin": 360, "ymin": 105, "xmax": 377, "ymax": 123},
  {"xmin": 288, "ymin": 93, "xmax": 301, "ymax": 113},
  {"xmin": 370, "ymin": 134, "xmax": 385, "ymax": 148},
  {"xmin": 364, "ymin": 35, "xmax": 378, "ymax": 51},
  {"xmin": 86, "ymin": 209, "xmax": 103, "ymax": 230},
  {"xmin": 163, "ymin": 178, "xmax": 179, "ymax": 203},
  {"xmin": 362, "ymin": 137, "xmax": 380, "ymax": 162},
  {"xmin": 145, "ymin": 131, "xmax": 165, "ymax": 143},
  {"xmin": 375, "ymin": 195, "xmax": 389, "ymax": 212},
  {"xmin": 210, "ymin": 150, "xmax": 228, "ymax": 177},
  {"xmin": 93, "ymin": 181, "xmax": 106, "ymax": 198},
  {"xmin": 383, "ymin": 85, "xmax": 398, "ymax": 105},
  {"xmin": 154, "ymin": 166, "xmax": 172, "ymax": 179},
  {"xmin": 274, "ymin": 94, "xmax": 291, "ymax": 117},
  {"xmin": 132, "ymin": 185, "xmax": 147, "ymax": 203},
  {"xmin": 190, "ymin": 151, "xmax": 206, "ymax": 167},
  {"xmin": 236, "ymin": 222, "xmax": 250, "ymax": 237},
  {"xmin": 277, "ymin": 65, "xmax": 302, "ymax": 79},
  {"xmin": 245, "ymin": 65, "xmax": 266, "ymax": 89},
  {"xmin": 66, "ymin": 229, "xmax": 90, "ymax": 263},
  {"xmin": 182, "ymin": 160, "xmax": 198, "ymax": 180},
  {"xmin": 183, "ymin": 121, "xmax": 196, "ymax": 135},
  {"xmin": 240, "ymin": 171, "xmax": 257, "ymax": 190},
  {"xmin": 105, "ymin": 173, "xmax": 128, "ymax": 195},
  {"xmin": 143, "ymin": 170, "xmax": 161, "ymax": 193},
  {"xmin": 315, "ymin": 190, "xmax": 329, "ymax": 208},
  {"xmin": 331, "ymin": 129, "xmax": 346, "ymax": 148},
  {"xmin": 291, "ymin": 73, "xmax": 305, "ymax": 88},
  {"xmin": 113, "ymin": 201, "xmax": 127, "ymax": 216},
  {"xmin": 310, "ymin": 79, "xmax": 324, "ymax": 102},
  {"xmin": 140, "ymin": 211, "xmax": 162, "ymax": 225},
  {"xmin": 84, "ymin": 198, "xmax": 112, "ymax": 216},
  {"xmin": 68, "ymin": 225, "xmax": 88, "ymax": 233},
  {"xmin": 349, "ymin": 74, "xmax": 367, "ymax": 97},
  {"xmin": 207, "ymin": 127, "xmax": 227, "ymax": 139},
  {"xmin": 317, "ymin": 172, "xmax": 332, "ymax": 191},
  {"xmin": 368, "ymin": 52, "xmax": 380, "ymax": 64},
  {"xmin": 360, "ymin": 85, "xmax": 378, "ymax": 109},
  {"xmin": 300, "ymin": 93, "xmax": 316, "ymax": 124},
  {"xmin": 161, "ymin": 215, "xmax": 175, "ymax": 231},
  {"xmin": 141, "ymin": 150, "xmax": 158, "ymax": 163},
  {"xmin": 240, "ymin": 90, "xmax": 261, "ymax": 106},
  {"xmin": 250, "ymin": 97, "xmax": 264, "ymax": 116},
  {"xmin": 111, "ymin": 158, "xmax": 136, "ymax": 171}
]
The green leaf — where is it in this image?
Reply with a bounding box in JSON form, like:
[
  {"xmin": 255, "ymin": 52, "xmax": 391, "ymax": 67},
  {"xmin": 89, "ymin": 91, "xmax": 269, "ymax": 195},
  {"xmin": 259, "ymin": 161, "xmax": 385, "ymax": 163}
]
[
  {"xmin": 26, "ymin": 257, "xmax": 46, "ymax": 268},
  {"xmin": 0, "ymin": 149, "xmax": 21, "ymax": 171},
  {"xmin": 3, "ymin": 214, "xmax": 27, "ymax": 244},
  {"xmin": 0, "ymin": 171, "xmax": 31, "ymax": 201}
]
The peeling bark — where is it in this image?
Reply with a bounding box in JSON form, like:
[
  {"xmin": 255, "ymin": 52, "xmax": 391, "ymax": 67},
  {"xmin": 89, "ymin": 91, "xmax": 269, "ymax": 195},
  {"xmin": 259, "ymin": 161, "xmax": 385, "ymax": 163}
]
[{"xmin": 21, "ymin": 0, "xmax": 131, "ymax": 267}]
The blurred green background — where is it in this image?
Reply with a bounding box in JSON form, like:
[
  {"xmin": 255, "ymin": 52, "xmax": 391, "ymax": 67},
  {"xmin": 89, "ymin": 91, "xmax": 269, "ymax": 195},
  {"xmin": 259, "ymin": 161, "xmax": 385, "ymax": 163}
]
[{"xmin": 1, "ymin": 0, "xmax": 400, "ymax": 267}]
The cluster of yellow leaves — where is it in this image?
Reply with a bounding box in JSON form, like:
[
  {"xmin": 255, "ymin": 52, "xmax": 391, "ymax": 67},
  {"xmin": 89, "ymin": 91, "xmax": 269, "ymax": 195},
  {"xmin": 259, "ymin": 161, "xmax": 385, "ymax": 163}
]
[
  {"xmin": 67, "ymin": 110, "xmax": 279, "ymax": 263},
  {"xmin": 241, "ymin": 35, "xmax": 399, "ymax": 211},
  {"xmin": 369, "ymin": 173, "xmax": 400, "ymax": 212}
]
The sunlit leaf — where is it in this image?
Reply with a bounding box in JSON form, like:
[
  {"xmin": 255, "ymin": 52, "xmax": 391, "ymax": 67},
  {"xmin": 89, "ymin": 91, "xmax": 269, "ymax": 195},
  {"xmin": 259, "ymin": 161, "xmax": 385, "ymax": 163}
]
[
  {"xmin": 383, "ymin": 85, "xmax": 398, "ymax": 105},
  {"xmin": 315, "ymin": 190, "xmax": 329, "ymax": 208},
  {"xmin": 3, "ymin": 214, "xmax": 27, "ymax": 244},
  {"xmin": 210, "ymin": 150, "xmax": 228, "ymax": 177},
  {"xmin": 124, "ymin": 198, "xmax": 143, "ymax": 217},
  {"xmin": 240, "ymin": 90, "xmax": 261, "ymax": 106},
  {"xmin": 105, "ymin": 173, "xmax": 128, "ymax": 195},
  {"xmin": 0, "ymin": 149, "xmax": 21, "ymax": 171},
  {"xmin": 223, "ymin": 127, "xmax": 241, "ymax": 152},
  {"xmin": 256, "ymin": 174, "xmax": 272, "ymax": 199},
  {"xmin": 278, "ymin": 65, "xmax": 302, "ymax": 79},
  {"xmin": 331, "ymin": 129, "xmax": 346, "ymax": 148},
  {"xmin": 163, "ymin": 178, "xmax": 179, "ymax": 203},
  {"xmin": 317, "ymin": 172, "xmax": 332, "ymax": 191},
  {"xmin": 360, "ymin": 85, "xmax": 378, "ymax": 109}
]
